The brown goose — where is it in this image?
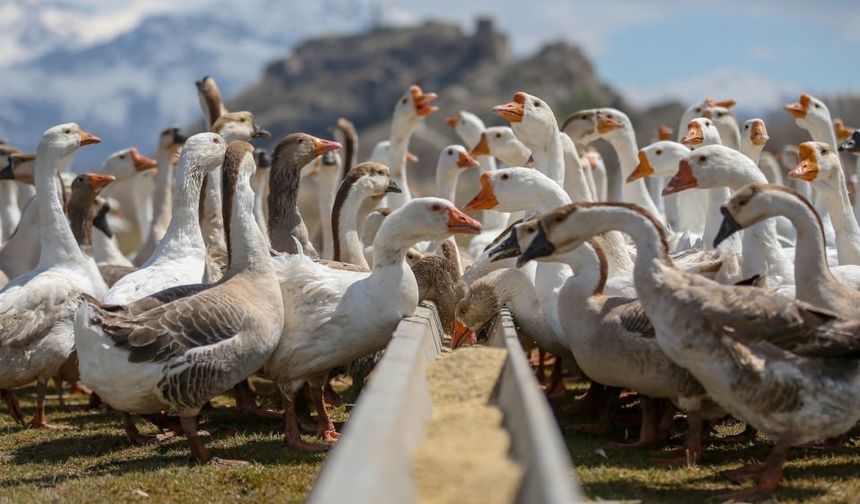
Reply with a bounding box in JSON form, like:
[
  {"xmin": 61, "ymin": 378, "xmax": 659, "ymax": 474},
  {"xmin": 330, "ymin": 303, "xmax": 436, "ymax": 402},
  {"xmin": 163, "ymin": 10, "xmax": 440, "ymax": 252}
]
[
  {"xmin": 268, "ymin": 133, "xmax": 341, "ymax": 255},
  {"xmin": 75, "ymin": 141, "xmax": 284, "ymax": 464}
]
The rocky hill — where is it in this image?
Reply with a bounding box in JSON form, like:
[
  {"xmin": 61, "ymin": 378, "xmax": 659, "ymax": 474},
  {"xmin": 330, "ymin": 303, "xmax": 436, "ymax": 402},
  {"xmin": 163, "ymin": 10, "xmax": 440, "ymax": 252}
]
[{"xmin": 229, "ymin": 18, "xmax": 679, "ymax": 187}]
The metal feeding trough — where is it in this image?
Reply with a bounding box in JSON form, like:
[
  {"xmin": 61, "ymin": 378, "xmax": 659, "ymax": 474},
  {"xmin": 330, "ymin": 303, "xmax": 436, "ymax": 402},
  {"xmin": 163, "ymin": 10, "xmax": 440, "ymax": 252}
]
[{"xmin": 309, "ymin": 304, "xmax": 582, "ymax": 503}]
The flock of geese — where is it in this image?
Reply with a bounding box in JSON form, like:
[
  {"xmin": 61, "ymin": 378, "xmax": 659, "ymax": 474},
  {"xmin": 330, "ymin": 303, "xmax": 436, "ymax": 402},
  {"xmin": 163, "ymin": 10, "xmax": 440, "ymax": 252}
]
[{"xmin": 3, "ymin": 72, "xmax": 860, "ymax": 500}]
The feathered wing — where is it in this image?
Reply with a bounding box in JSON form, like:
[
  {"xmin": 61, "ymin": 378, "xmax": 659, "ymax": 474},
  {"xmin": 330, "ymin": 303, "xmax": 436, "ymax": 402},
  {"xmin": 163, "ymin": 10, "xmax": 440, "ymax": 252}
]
[
  {"xmin": 604, "ymin": 298, "xmax": 655, "ymax": 338},
  {"xmin": 85, "ymin": 288, "xmax": 246, "ymax": 364},
  {"xmin": 0, "ymin": 273, "xmax": 80, "ymax": 348}
]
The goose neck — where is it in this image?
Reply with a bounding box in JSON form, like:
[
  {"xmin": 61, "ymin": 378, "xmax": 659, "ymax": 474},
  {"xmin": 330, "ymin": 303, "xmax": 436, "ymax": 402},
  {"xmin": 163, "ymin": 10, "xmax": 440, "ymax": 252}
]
[
  {"xmin": 773, "ymin": 194, "xmax": 834, "ymax": 288},
  {"xmin": 333, "ymin": 186, "xmax": 370, "ymax": 268},
  {"xmin": 223, "ymin": 179, "xmax": 273, "ymax": 278},
  {"xmin": 35, "ymin": 148, "xmax": 81, "ymax": 266},
  {"xmin": 267, "ymin": 160, "xmax": 302, "ymax": 237},
  {"xmin": 530, "ymin": 134, "xmax": 565, "ymax": 186},
  {"xmin": 149, "ymin": 160, "xmax": 207, "ymax": 263},
  {"xmin": 607, "ymin": 133, "xmax": 658, "ymax": 214}
]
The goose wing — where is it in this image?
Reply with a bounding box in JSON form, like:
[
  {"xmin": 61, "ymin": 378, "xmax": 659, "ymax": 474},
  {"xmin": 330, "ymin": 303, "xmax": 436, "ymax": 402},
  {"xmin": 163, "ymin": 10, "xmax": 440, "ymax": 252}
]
[{"xmin": 0, "ymin": 272, "xmax": 78, "ymax": 348}]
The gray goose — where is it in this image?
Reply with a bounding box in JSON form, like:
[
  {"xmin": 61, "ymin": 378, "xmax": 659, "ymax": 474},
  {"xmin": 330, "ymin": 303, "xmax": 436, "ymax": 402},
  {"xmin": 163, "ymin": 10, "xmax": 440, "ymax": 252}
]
[
  {"xmin": 523, "ymin": 201, "xmax": 860, "ymax": 501},
  {"xmin": 75, "ymin": 141, "xmax": 284, "ymax": 464}
]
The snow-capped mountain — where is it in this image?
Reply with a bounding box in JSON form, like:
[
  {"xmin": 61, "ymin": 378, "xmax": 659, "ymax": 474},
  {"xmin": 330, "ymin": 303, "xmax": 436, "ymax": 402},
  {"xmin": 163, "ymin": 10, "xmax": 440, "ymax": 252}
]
[{"xmin": 0, "ymin": 0, "xmax": 374, "ymax": 163}]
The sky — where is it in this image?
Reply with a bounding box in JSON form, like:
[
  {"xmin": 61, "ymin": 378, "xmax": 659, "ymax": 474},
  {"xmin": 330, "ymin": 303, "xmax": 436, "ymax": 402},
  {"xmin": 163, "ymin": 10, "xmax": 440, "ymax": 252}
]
[{"xmin": 3, "ymin": 0, "xmax": 860, "ymax": 110}]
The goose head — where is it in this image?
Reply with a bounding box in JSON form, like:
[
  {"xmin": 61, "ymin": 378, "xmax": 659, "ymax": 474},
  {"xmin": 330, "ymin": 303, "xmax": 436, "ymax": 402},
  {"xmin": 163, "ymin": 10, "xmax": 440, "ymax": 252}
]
[
  {"xmin": 471, "ymin": 126, "xmax": 531, "ymax": 166},
  {"xmin": 785, "ymin": 93, "xmax": 833, "ymax": 135},
  {"xmin": 788, "ymin": 141, "xmax": 842, "ymax": 192},
  {"xmin": 713, "ymin": 183, "xmax": 810, "ymax": 248},
  {"xmin": 628, "ymin": 141, "xmax": 690, "ymax": 182},
  {"xmin": 340, "ymin": 162, "xmax": 400, "ymax": 203},
  {"xmin": 740, "ymin": 118, "xmax": 769, "ymax": 156},
  {"xmin": 701, "ymin": 105, "xmax": 740, "ymax": 146},
  {"xmin": 834, "ymin": 118, "xmax": 854, "ymax": 143},
  {"xmin": 487, "ymin": 217, "xmax": 546, "ymax": 263},
  {"xmin": 780, "ymin": 144, "xmax": 800, "ymax": 173},
  {"xmin": 657, "ymin": 124, "xmax": 673, "ymax": 141},
  {"xmin": 369, "ymin": 140, "xmax": 419, "ymax": 165},
  {"xmin": 176, "ymin": 132, "xmax": 228, "ymax": 179},
  {"xmin": 0, "ymin": 152, "xmax": 37, "ymax": 184},
  {"xmin": 681, "ymin": 118, "xmax": 721, "ymax": 149},
  {"xmin": 463, "ymin": 168, "xmax": 557, "ymax": 213},
  {"xmin": 159, "ymin": 126, "xmax": 187, "ymax": 150},
  {"xmin": 453, "ymin": 273, "xmax": 502, "ymax": 348},
  {"xmin": 592, "ymin": 108, "xmax": 632, "ymax": 142},
  {"xmin": 446, "ymin": 110, "xmax": 484, "ymax": 148},
  {"xmin": 393, "ymin": 85, "xmax": 438, "ymax": 127},
  {"xmin": 273, "ymin": 133, "xmax": 341, "ymax": 175},
  {"xmin": 437, "ymin": 145, "xmax": 479, "ymax": 175},
  {"xmin": 213, "ymin": 111, "xmax": 270, "ymax": 143},
  {"xmin": 101, "ymin": 147, "xmax": 157, "ymax": 181},
  {"xmin": 664, "ymin": 144, "xmax": 758, "ymax": 195},
  {"xmin": 561, "ymin": 108, "xmax": 600, "ymax": 144},
  {"xmin": 39, "ymin": 123, "xmax": 101, "ymax": 159},
  {"xmin": 71, "ymin": 172, "xmax": 116, "ymax": 202},
  {"xmin": 379, "ymin": 197, "xmax": 481, "ymax": 248},
  {"xmin": 493, "ymin": 91, "xmax": 559, "ymax": 148},
  {"xmin": 840, "ymin": 130, "xmax": 860, "ymax": 155},
  {"xmin": 196, "ymin": 75, "xmax": 227, "ymax": 128}
]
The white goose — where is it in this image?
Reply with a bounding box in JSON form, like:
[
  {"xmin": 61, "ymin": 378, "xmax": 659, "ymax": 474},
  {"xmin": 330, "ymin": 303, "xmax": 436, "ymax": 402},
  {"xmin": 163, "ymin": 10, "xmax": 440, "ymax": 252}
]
[
  {"xmin": 102, "ymin": 133, "xmax": 227, "ymax": 305},
  {"xmin": 265, "ymin": 198, "xmax": 481, "ymax": 450},
  {"xmin": 0, "ymin": 123, "xmax": 106, "ymax": 428},
  {"xmin": 76, "ymin": 141, "xmax": 283, "ymax": 465},
  {"xmin": 788, "ymin": 141, "xmax": 860, "ymax": 266},
  {"xmin": 383, "ymin": 85, "xmax": 438, "ymax": 208}
]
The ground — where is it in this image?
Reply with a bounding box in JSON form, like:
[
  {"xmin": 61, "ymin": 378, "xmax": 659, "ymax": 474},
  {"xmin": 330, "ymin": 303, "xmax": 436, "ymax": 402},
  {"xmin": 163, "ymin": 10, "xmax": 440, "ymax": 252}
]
[
  {"xmin": 0, "ymin": 380, "xmax": 345, "ymax": 503},
  {"xmin": 554, "ymin": 381, "xmax": 860, "ymax": 503}
]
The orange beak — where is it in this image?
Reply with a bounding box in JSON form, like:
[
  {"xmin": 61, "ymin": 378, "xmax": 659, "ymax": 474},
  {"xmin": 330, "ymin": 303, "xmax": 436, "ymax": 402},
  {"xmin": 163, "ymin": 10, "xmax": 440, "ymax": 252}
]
[
  {"xmin": 445, "ymin": 116, "xmax": 458, "ymax": 128},
  {"xmin": 627, "ymin": 151, "xmax": 655, "ymax": 183},
  {"xmin": 789, "ymin": 143, "xmax": 819, "ymax": 181},
  {"xmin": 493, "ymin": 92, "xmax": 526, "ymax": 123},
  {"xmin": 705, "ymin": 98, "xmax": 736, "ymax": 109},
  {"xmin": 750, "ymin": 121, "xmax": 769, "ymax": 146},
  {"xmin": 657, "ymin": 124, "xmax": 673, "ymax": 141},
  {"xmin": 682, "ymin": 122, "xmax": 703, "ymax": 146},
  {"xmin": 86, "ymin": 173, "xmax": 116, "ymax": 190},
  {"xmin": 447, "ymin": 206, "xmax": 482, "ymax": 234},
  {"xmin": 79, "ymin": 128, "xmax": 102, "ymax": 146},
  {"xmin": 663, "ymin": 159, "xmax": 699, "ymax": 195},
  {"xmin": 470, "ymin": 132, "xmax": 490, "ymax": 157},
  {"xmin": 597, "ymin": 115, "xmax": 623, "ymax": 133},
  {"xmin": 310, "ymin": 137, "xmax": 342, "ymax": 156},
  {"xmin": 464, "ymin": 172, "xmax": 499, "ymax": 211},
  {"xmin": 784, "ymin": 94, "xmax": 810, "ymax": 119},
  {"xmin": 130, "ymin": 147, "xmax": 157, "ymax": 172},
  {"xmin": 457, "ymin": 151, "xmax": 479, "ymax": 168},
  {"xmin": 835, "ymin": 119, "xmax": 854, "ymax": 141},
  {"xmin": 406, "ymin": 151, "xmax": 419, "ymax": 163},
  {"xmin": 410, "ymin": 85, "xmax": 438, "ymax": 117},
  {"xmin": 451, "ymin": 319, "xmax": 477, "ymax": 349}
]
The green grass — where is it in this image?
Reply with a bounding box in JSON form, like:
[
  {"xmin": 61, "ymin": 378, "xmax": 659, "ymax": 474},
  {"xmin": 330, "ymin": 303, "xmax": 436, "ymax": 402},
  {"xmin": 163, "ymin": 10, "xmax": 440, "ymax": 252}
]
[
  {"xmin": 0, "ymin": 380, "xmax": 346, "ymax": 503},
  {"xmin": 554, "ymin": 381, "xmax": 860, "ymax": 503}
]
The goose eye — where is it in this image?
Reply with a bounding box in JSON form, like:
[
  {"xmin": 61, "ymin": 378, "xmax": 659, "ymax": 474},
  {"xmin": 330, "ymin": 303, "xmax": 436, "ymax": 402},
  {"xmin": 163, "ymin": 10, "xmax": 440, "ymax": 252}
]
[
  {"xmin": 699, "ymin": 155, "xmax": 706, "ymax": 162},
  {"xmin": 744, "ymin": 124, "xmax": 749, "ymax": 129},
  {"xmin": 556, "ymin": 216, "xmax": 564, "ymax": 223},
  {"xmin": 431, "ymin": 204, "xmax": 443, "ymax": 212},
  {"xmin": 213, "ymin": 138, "xmax": 221, "ymax": 144},
  {"xmin": 718, "ymin": 112, "xmax": 725, "ymax": 117},
  {"xmin": 655, "ymin": 149, "xmax": 663, "ymax": 156},
  {"xmin": 401, "ymin": 98, "xmax": 408, "ymax": 105},
  {"xmin": 495, "ymin": 133, "xmax": 502, "ymax": 138},
  {"xmin": 447, "ymin": 149, "xmax": 453, "ymax": 156},
  {"xmin": 64, "ymin": 129, "xmax": 71, "ymax": 134},
  {"xmin": 500, "ymin": 173, "xmax": 509, "ymax": 180},
  {"xmin": 297, "ymin": 139, "xmax": 304, "ymax": 144},
  {"xmin": 814, "ymin": 103, "xmax": 821, "ymax": 109},
  {"xmin": 694, "ymin": 107, "xmax": 702, "ymax": 113},
  {"xmin": 534, "ymin": 100, "xmax": 541, "ymax": 107},
  {"xmin": 119, "ymin": 155, "xmax": 126, "ymax": 160}
]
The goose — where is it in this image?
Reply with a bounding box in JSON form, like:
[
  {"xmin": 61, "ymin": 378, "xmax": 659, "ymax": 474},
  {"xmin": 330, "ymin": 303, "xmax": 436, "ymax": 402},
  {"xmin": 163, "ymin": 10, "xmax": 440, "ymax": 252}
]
[
  {"xmin": 268, "ymin": 134, "xmax": 341, "ymax": 255},
  {"xmin": 471, "ymin": 126, "xmax": 531, "ymax": 168},
  {"xmin": 435, "ymin": 145, "xmax": 479, "ymax": 203},
  {"xmin": 134, "ymin": 127, "xmax": 187, "ymax": 266},
  {"xmin": 332, "ymin": 163, "xmax": 401, "ymax": 268},
  {"xmin": 202, "ymin": 111, "xmax": 271, "ymax": 281},
  {"xmin": 0, "ymin": 123, "xmax": 107, "ymax": 428},
  {"xmin": 564, "ymin": 108, "xmax": 661, "ymax": 217},
  {"xmin": 757, "ymin": 151, "xmax": 783, "ymax": 186},
  {"xmin": 265, "ymin": 197, "xmax": 481, "ymax": 450},
  {"xmin": 383, "ymin": 85, "xmax": 438, "ymax": 208},
  {"xmin": 493, "ymin": 92, "xmax": 592, "ymax": 201},
  {"xmin": 664, "ymin": 144, "xmax": 795, "ymax": 286},
  {"xmin": 333, "ymin": 117, "xmax": 359, "ymax": 179},
  {"xmin": 833, "ymin": 119, "xmax": 860, "ymax": 223},
  {"xmin": 414, "ymin": 240, "xmax": 467, "ymax": 337},
  {"xmin": 76, "ymin": 140, "xmax": 283, "ymax": 465},
  {"xmin": 101, "ymin": 133, "xmax": 227, "ymax": 305},
  {"xmin": 0, "ymin": 174, "xmax": 20, "ymax": 245},
  {"xmin": 702, "ymin": 105, "xmax": 741, "ymax": 150},
  {"xmin": 785, "ymin": 93, "xmax": 839, "ymax": 240},
  {"xmin": 716, "ymin": 184, "xmax": 860, "ymax": 317},
  {"xmin": 780, "ymin": 144, "xmax": 812, "ymax": 202},
  {"xmin": 67, "ymin": 174, "xmax": 120, "ymax": 278},
  {"xmin": 581, "ymin": 146, "xmax": 608, "ymax": 201},
  {"xmin": 496, "ymin": 224, "xmax": 716, "ymax": 454},
  {"xmin": 676, "ymin": 98, "xmax": 735, "ymax": 144},
  {"xmin": 522, "ymin": 201, "xmax": 860, "ymax": 501},
  {"xmin": 788, "ymin": 141, "xmax": 860, "ymax": 266}
]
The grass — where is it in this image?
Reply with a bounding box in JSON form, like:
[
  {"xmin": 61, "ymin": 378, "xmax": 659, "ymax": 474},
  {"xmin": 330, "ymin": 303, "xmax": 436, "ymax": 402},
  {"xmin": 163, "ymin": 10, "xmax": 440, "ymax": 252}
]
[
  {"xmin": 0, "ymin": 380, "xmax": 346, "ymax": 503},
  {"xmin": 553, "ymin": 381, "xmax": 860, "ymax": 503}
]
